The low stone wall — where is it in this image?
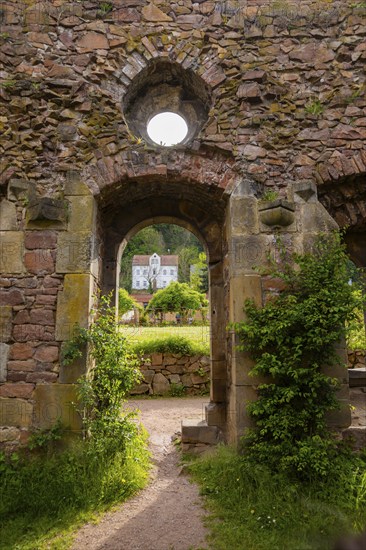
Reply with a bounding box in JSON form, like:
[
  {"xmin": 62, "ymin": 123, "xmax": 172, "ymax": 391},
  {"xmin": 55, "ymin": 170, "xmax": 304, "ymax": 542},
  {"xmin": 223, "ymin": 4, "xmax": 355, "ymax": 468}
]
[
  {"xmin": 131, "ymin": 353, "xmax": 210, "ymax": 396},
  {"xmin": 348, "ymin": 350, "xmax": 366, "ymax": 369}
]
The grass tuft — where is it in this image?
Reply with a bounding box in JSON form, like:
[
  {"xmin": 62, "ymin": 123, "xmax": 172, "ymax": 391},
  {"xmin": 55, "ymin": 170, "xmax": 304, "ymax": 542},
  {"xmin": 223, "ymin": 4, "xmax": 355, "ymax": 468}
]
[
  {"xmin": 132, "ymin": 335, "xmax": 209, "ymax": 357},
  {"xmin": 188, "ymin": 445, "xmax": 366, "ymax": 550},
  {"xmin": 0, "ymin": 426, "xmax": 150, "ymax": 550}
]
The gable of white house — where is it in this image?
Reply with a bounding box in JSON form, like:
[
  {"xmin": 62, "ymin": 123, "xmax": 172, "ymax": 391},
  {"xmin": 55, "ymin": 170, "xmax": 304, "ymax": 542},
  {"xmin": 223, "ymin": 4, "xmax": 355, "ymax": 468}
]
[{"xmin": 132, "ymin": 253, "xmax": 178, "ymax": 290}]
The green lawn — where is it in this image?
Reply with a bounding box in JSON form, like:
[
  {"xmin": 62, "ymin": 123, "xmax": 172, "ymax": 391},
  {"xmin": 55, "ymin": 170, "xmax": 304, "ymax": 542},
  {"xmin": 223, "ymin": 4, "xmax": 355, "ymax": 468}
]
[{"xmin": 120, "ymin": 325, "xmax": 210, "ymax": 345}]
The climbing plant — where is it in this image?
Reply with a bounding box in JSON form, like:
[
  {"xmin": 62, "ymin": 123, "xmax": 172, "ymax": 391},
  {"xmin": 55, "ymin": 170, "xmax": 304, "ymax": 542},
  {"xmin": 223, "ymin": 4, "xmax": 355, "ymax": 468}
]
[
  {"xmin": 233, "ymin": 231, "xmax": 364, "ymax": 479},
  {"xmin": 62, "ymin": 294, "xmax": 141, "ymax": 450}
]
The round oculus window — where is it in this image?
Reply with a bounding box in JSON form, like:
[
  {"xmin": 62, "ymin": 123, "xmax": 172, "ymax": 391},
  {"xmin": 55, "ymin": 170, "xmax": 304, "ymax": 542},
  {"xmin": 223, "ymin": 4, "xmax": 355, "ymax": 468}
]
[{"xmin": 147, "ymin": 112, "xmax": 188, "ymax": 147}]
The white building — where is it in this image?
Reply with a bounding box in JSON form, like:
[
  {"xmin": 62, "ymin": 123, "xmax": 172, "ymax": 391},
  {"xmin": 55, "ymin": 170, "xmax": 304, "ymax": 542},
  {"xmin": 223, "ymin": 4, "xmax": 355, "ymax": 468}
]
[{"xmin": 132, "ymin": 253, "xmax": 178, "ymax": 290}]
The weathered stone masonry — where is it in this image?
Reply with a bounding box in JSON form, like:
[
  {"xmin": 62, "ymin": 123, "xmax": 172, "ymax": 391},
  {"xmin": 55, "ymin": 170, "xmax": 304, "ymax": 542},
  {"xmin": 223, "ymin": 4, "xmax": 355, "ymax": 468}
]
[{"xmin": 0, "ymin": 0, "xmax": 365, "ymax": 447}]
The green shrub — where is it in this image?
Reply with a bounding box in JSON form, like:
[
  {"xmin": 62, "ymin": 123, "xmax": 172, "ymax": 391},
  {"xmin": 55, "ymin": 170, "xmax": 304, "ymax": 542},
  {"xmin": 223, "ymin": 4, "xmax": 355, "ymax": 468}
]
[
  {"xmin": 132, "ymin": 335, "xmax": 209, "ymax": 356},
  {"xmin": 169, "ymin": 383, "xmax": 186, "ymax": 397},
  {"xmin": 346, "ymin": 290, "xmax": 366, "ymax": 350},
  {"xmin": 233, "ymin": 231, "xmax": 364, "ymax": 480},
  {"xmin": 62, "ymin": 294, "xmax": 142, "ymax": 436}
]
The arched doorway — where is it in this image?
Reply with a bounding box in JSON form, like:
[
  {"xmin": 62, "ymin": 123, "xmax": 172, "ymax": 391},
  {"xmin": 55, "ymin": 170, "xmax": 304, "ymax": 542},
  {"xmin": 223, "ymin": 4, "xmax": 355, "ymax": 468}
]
[{"xmin": 97, "ymin": 177, "xmax": 228, "ymax": 434}]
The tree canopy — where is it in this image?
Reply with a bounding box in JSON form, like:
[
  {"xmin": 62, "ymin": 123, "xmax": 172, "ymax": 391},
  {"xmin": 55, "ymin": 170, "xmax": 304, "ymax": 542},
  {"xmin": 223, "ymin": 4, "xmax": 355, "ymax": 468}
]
[
  {"xmin": 146, "ymin": 282, "xmax": 207, "ymax": 318},
  {"xmin": 118, "ymin": 288, "xmax": 141, "ymax": 316}
]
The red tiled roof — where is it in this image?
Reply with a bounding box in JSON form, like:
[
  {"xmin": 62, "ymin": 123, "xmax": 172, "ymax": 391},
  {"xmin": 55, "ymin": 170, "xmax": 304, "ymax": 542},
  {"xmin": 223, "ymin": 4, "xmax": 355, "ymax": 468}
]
[
  {"xmin": 132, "ymin": 254, "xmax": 179, "ymax": 266},
  {"xmin": 131, "ymin": 294, "xmax": 152, "ymax": 303}
]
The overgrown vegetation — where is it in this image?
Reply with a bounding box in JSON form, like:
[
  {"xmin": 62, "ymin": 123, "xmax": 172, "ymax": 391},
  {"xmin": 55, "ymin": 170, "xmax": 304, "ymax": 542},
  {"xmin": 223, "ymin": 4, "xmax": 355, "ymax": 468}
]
[
  {"xmin": 305, "ymin": 99, "xmax": 324, "ymax": 116},
  {"xmin": 0, "ymin": 296, "xmax": 149, "ymax": 549},
  {"xmin": 189, "ymin": 446, "xmax": 366, "ymax": 550},
  {"xmin": 147, "ymin": 282, "xmax": 208, "ymax": 323},
  {"xmin": 233, "ymin": 231, "xmax": 364, "ymax": 480},
  {"xmin": 132, "ymin": 334, "xmax": 209, "ymax": 357},
  {"xmin": 118, "ymin": 288, "xmax": 142, "ymax": 317},
  {"xmin": 189, "ymin": 233, "xmax": 366, "ymax": 549},
  {"xmin": 346, "ymin": 289, "xmax": 366, "ymax": 350}
]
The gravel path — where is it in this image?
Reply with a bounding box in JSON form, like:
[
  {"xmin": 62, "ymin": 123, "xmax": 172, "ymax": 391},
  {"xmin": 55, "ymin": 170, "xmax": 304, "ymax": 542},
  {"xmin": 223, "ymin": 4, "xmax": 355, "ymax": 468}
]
[{"xmin": 71, "ymin": 397, "xmax": 210, "ymax": 550}]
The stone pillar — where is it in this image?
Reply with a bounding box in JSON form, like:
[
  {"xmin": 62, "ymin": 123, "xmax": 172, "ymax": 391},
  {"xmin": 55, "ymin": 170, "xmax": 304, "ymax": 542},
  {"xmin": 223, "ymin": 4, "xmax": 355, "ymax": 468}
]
[
  {"xmin": 225, "ymin": 181, "xmax": 270, "ymax": 444},
  {"xmin": 225, "ymin": 179, "xmax": 351, "ymax": 445},
  {"xmin": 55, "ymin": 177, "xmax": 98, "ymax": 392}
]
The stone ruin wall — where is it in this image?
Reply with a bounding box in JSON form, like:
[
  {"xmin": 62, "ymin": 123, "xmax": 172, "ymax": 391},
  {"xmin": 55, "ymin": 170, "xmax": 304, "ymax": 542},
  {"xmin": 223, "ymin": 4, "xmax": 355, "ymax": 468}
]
[
  {"xmin": 131, "ymin": 353, "xmax": 210, "ymax": 396},
  {"xmin": 0, "ymin": 0, "xmax": 365, "ymax": 447}
]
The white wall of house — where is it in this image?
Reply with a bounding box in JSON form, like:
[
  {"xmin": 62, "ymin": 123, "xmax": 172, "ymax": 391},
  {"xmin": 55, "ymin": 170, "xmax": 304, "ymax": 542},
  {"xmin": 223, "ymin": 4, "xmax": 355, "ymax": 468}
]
[{"xmin": 132, "ymin": 253, "xmax": 178, "ymax": 290}]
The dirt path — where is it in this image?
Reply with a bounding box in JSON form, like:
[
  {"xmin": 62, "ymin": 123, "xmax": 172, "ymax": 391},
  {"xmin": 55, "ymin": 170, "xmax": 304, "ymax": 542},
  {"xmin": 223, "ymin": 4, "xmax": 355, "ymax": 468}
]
[{"xmin": 72, "ymin": 397, "xmax": 210, "ymax": 550}]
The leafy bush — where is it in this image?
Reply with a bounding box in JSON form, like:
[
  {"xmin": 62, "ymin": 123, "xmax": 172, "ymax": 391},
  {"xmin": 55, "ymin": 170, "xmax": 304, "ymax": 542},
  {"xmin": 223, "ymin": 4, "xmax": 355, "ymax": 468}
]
[
  {"xmin": 118, "ymin": 288, "xmax": 141, "ymax": 317},
  {"xmin": 132, "ymin": 335, "xmax": 209, "ymax": 357},
  {"xmin": 147, "ymin": 281, "xmax": 208, "ymax": 321},
  {"xmin": 169, "ymin": 383, "xmax": 186, "ymax": 397},
  {"xmin": 346, "ymin": 290, "xmax": 366, "ymax": 350},
  {"xmin": 233, "ymin": 232, "xmax": 364, "ymax": 480},
  {"xmin": 63, "ymin": 294, "xmax": 142, "ymax": 439}
]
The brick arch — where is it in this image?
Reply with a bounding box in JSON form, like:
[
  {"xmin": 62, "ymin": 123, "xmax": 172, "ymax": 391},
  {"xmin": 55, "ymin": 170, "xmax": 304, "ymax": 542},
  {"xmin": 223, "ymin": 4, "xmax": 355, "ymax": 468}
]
[
  {"xmin": 85, "ymin": 148, "xmax": 242, "ymax": 200},
  {"xmin": 117, "ymin": 48, "xmax": 226, "ymax": 103},
  {"xmin": 315, "ymin": 152, "xmax": 366, "ymax": 233}
]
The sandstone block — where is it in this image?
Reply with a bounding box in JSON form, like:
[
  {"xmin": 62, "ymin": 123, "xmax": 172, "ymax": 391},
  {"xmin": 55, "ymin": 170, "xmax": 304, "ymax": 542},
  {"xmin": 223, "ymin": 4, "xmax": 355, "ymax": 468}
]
[
  {"xmin": 24, "ymin": 249, "xmax": 55, "ymax": 275},
  {"xmin": 130, "ymin": 383, "xmax": 150, "ymax": 395},
  {"xmin": 13, "ymin": 324, "xmax": 53, "ymax": 342},
  {"xmin": 64, "ymin": 175, "xmax": 91, "ymax": 196},
  {"xmin": 77, "ymin": 32, "xmax": 109, "ymax": 52},
  {"xmin": 152, "ymin": 373, "xmax": 170, "ymax": 395},
  {"xmin": 56, "ymin": 274, "xmax": 92, "ymax": 341},
  {"xmin": 181, "ymin": 373, "xmax": 193, "ymax": 387},
  {"xmin": 27, "ymin": 198, "xmax": 67, "ymax": 226},
  {"xmin": 0, "ymin": 383, "xmax": 34, "ymax": 399},
  {"xmin": 242, "ymin": 145, "xmax": 266, "ymax": 160},
  {"xmin": 169, "ymin": 374, "xmax": 181, "ymax": 384},
  {"xmin": 0, "ymin": 200, "xmax": 17, "ymax": 230},
  {"xmin": 141, "ymin": 369, "xmax": 154, "ymax": 384},
  {"xmin": 181, "ymin": 420, "xmax": 222, "ymax": 445},
  {"xmin": 229, "ymin": 235, "xmax": 272, "ymax": 274},
  {"xmin": 9, "ymin": 343, "xmax": 33, "ymax": 360},
  {"xmin": 0, "ymin": 426, "xmax": 20, "ymax": 443},
  {"xmin": 300, "ymin": 203, "xmax": 338, "ymax": 233},
  {"xmin": 142, "ymin": 3, "xmax": 173, "ymax": 22},
  {"xmin": 33, "ymin": 384, "xmax": 82, "ymax": 430},
  {"xmin": 151, "ymin": 353, "xmax": 163, "ymax": 366},
  {"xmin": 0, "ymin": 343, "xmax": 9, "ymax": 382},
  {"xmin": 237, "ymin": 82, "xmax": 261, "ymax": 100},
  {"xmin": 0, "ymin": 397, "xmax": 33, "ymax": 428},
  {"xmin": 166, "ymin": 364, "xmax": 184, "ymax": 374},
  {"xmin": 25, "ymin": 231, "xmax": 57, "ymax": 249},
  {"xmin": 26, "ymin": 372, "xmax": 58, "ymax": 383},
  {"xmin": 229, "ymin": 196, "xmax": 259, "ymax": 236},
  {"xmin": 7, "ymin": 179, "xmax": 29, "ymax": 201},
  {"xmin": 0, "ymin": 306, "xmax": 12, "ymax": 342},
  {"xmin": 34, "ymin": 345, "xmax": 59, "ymax": 363},
  {"xmin": 7, "ymin": 360, "xmax": 35, "ymax": 372},
  {"xmin": 191, "ymin": 372, "xmax": 209, "ymax": 384},
  {"xmin": 56, "ymin": 232, "xmax": 95, "ymax": 273},
  {"xmin": 0, "ymin": 232, "xmax": 24, "ymax": 274},
  {"xmin": 68, "ymin": 196, "xmax": 96, "ymax": 233},
  {"xmin": 342, "ymin": 427, "xmax": 366, "ymax": 451},
  {"xmin": 59, "ymin": 344, "xmax": 87, "ymax": 383}
]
